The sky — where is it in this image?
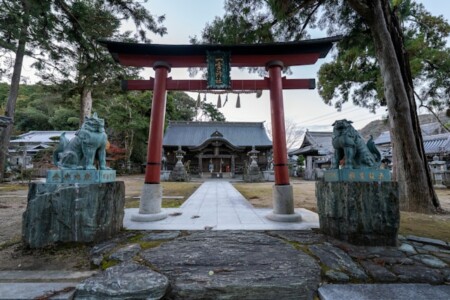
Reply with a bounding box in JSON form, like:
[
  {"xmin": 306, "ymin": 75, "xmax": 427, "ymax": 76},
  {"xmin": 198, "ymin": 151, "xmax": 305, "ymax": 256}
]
[{"xmin": 18, "ymin": 0, "xmax": 450, "ymax": 131}]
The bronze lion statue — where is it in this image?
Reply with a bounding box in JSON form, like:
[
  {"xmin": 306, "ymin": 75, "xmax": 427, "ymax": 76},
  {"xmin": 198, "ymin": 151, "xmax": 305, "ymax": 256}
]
[
  {"xmin": 331, "ymin": 119, "xmax": 381, "ymax": 169},
  {"xmin": 53, "ymin": 113, "xmax": 110, "ymax": 170}
]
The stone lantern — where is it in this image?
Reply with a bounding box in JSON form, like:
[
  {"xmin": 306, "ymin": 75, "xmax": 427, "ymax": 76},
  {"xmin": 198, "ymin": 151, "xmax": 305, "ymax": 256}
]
[
  {"xmin": 169, "ymin": 145, "xmax": 189, "ymax": 181},
  {"xmin": 244, "ymin": 146, "xmax": 264, "ymax": 182},
  {"xmin": 429, "ymin": 155, "xmax": 447, "ymax": 188}
]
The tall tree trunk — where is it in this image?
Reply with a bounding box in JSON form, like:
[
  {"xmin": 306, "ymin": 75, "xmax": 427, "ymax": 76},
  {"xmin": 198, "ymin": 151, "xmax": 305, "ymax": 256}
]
[
  {"xmin": 0, "ymin": 1, "xmax": 29, "ymax": 181},
  {"xmin": 79, "ymin": 86, "xmax": 92, "ymax": 125},
  {"xmin": 347, "ymin": 0, "xmax": 440, "ymax": 213}
]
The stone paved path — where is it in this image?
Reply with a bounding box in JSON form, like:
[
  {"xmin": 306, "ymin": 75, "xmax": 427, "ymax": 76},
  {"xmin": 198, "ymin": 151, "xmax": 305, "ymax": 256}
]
[{"xmin": 124, "ymin": 180, "xmax": 319, "ymax": 230}]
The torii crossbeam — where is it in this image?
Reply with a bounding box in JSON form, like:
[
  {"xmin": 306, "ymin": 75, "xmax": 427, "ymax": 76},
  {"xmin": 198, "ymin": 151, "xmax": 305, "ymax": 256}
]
[{"xmin": 101, "ymin": 36, "xmax": 341, "ymax": 223}]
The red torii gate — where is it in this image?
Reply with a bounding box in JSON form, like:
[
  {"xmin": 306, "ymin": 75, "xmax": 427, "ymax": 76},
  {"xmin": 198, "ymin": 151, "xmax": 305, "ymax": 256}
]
[{"xmin": 101, "ymin": 37, "xmax": 340, "ymax": 222}]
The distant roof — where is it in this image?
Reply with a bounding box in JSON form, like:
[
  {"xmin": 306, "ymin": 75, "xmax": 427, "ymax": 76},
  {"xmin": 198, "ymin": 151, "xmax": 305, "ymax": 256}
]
[
  {"xmin": 423, "ymin": 133, "xmax": 450, "ymax": 154},
  {"xmin": 374, "ymin": 131, "xmax": 391, "ymax": 145},
  {"xmin": 289, "ymin": 131, "xmax": 333, "ymax": 156},
  {"xmin": 163, "ymin": 121, "xmax": 272, "ymax": 148},
  {"xmin": 10, "ymin": 131, "xmax": 76, "ymax": 144},
  {"xmin": 375, "ymin": 123, "xmax": 449, "ymax": 145},
  {"xmin": 375, "ymin": 131, "xmax": 450, "ymax": 155},
  {"xmin": 420, "ymin": 122, "xmax": 446, "ymax": 135}
]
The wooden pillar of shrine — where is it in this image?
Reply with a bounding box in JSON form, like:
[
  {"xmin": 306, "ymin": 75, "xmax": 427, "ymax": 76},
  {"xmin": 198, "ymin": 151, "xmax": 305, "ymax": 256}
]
[
  {"xmin": 132, "ymin": 61, "xmax": 170, "ymax": 222},
  {"xmin": 266, "ymin": 61, "xmax": 301, "ymax": 222}
]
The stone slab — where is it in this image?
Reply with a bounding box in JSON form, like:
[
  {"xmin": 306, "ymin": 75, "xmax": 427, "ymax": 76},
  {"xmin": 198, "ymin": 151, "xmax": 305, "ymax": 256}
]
[
  {"xmin": 318, "ymin": 284, "xmax": 450, "ymax": 300},
  {"xmin": 0, "ymin": 282, "xmax": 78, "ymax": 300},
  {"xmin": 0, "ymin": 270, "xmax": 97, "ymax": 282},
  {"xmin": 75, "ymin": 262, "xmax": 168, "ymax": 299},
  {"xmin": 141, "ymin": 231, "xmax": 321, "ymax": 299},
  {"xmin": 323, "ymin": 169, "xmax": 391, "ymax": 182}
]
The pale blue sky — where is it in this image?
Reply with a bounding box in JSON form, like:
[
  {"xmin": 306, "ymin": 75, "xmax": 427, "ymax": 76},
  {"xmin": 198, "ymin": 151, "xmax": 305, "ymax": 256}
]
[{"xmin": 139, "ymin": 0, "xmax": 450, "ymax": 130}]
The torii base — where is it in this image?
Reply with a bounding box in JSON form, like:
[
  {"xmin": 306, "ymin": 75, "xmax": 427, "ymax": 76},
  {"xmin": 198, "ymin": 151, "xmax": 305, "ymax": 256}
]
[
  {"xmin": 266, "ymin": 185, "xmax": 302, "ymax": 222},
  {"xmin": 131, "ymin": 184, "xmax": 167, "ymax": 222}
]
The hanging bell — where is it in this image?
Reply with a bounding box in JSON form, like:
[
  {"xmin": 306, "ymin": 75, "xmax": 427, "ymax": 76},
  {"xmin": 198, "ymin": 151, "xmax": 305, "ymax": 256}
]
[
  {"xmin": 196, "ymin": 93, "xmax": 201, "ymax": 107},
  {"xmin": 217, "ymin": 94, "xmax": 222, "ymax": 108},
  {"xmin": 236, "ymin": 94, "xmax": 241, "ymax": 108}
]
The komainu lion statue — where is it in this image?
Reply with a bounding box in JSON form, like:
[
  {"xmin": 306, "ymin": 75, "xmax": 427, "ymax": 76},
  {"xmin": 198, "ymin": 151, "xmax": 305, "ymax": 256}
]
[
  {"xmin": 331, "ymin": 119, "xmax": 381, "ymax": 169},
  {"xmin": 53, "ymin": 113, "xmax": 110, "ymax": 170}
]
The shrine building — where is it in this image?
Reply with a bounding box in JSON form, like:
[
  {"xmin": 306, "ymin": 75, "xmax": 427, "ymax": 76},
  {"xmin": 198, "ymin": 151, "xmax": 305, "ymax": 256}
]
[{"xmin": 162, "ymin": 121, "xmax": 272, "ymax": 177}]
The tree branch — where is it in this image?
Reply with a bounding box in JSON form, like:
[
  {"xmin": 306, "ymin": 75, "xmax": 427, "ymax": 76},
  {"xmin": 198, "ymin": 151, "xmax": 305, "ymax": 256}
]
[{"xmin": 415, "ymin": 90, "xmax": 450, "ymax": 133}]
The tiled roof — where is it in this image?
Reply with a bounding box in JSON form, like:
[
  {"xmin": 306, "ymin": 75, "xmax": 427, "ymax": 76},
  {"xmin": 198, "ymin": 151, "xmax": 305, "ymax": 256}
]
[
  {"xmin": 289, "ymin": 131, "xmax": 333, "ymax": 155},
  {"xmin": 375, "ymin": 123, "xmax": 448, "ymax": 145},
  {"xmin": 423, "ymin": 133, "xmax": 450, "ymax": 154},
  {"xmin": 374, "ymin": 131, "xmax": 391, "ymax": 145},
  {"xmin": 163, "ymin": 121, "xmax": 272, "ymax": 147},
  {"xmin": 10, "ymin": 131, "xmax": 76, "ymax": 144},
  {"xmin": 375, "ymin": 131, "xmax": 450, "ymax": 155}
]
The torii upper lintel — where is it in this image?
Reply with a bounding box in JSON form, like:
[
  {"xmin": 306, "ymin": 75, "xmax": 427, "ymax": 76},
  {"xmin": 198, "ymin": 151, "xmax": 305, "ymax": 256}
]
[{"xmin": 99, "ymin": 36, "xmax": 341, "ymax": 68}]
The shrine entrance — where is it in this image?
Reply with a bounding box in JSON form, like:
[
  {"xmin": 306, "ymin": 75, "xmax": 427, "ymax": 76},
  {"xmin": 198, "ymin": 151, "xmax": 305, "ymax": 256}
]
[{"xmin": 101, "ymin": 37, "xmax": 339, "ymax": 222}]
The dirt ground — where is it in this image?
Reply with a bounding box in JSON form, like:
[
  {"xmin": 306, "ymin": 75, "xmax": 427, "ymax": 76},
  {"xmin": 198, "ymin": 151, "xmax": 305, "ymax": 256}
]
[{"xmin": 0, "ymin": 175, "xmax": 449, "ymax": 271}]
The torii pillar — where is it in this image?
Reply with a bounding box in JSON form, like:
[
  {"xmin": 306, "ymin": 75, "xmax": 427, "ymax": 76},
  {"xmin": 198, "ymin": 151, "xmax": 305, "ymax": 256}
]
[
  {"xmin": 131, "ymin": 62, "xmax": 170, "ymax": 222},
  {"xmin": 266, "ymin": 61, "xmax": 301, "ymax": 222}
]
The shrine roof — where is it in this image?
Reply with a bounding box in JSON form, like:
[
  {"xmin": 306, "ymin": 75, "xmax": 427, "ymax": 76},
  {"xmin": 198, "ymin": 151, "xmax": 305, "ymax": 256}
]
[
  {"xmin": 99, "ymin": 36, "xmax": 341, "ymax": 68},
  {"xmin": 163, "ymin": 121, "xmax": 272, "ymax": 148},
  {"xmin": 289, "ymin": 131, "xmax": 333, "ymax": 156},
  {"xmin": 10, "ymin": 131, "xmax": 76, "ymax": 144}
]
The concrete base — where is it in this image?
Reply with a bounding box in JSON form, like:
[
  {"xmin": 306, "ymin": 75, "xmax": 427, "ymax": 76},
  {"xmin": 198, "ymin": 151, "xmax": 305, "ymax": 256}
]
[
  {"xmin": 131, "ymin": 183, "xmax": 167, "ymax": 222},
  {"xmin": 266, "ymin": 184, "xmax": 302, "ymax": 223},
  {"xmin": 266, "ymin": 212, "xmax": 302, "ymax": 222}
]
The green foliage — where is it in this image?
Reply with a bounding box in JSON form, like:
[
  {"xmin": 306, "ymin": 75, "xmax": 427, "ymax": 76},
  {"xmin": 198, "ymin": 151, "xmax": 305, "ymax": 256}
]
[
  {"xmin": 198, "ymin": 102, "xmax": 226, "ymax": 121},
  {"xmin": 318, "ymin": 1, "xmax": 450, "ymax": 113},
  {"xmin": 48, "ymin": 108, "xmax": 79, "ymax": 130},
  {"xmin": 101, "ymin": 258, "xmax": 119, "ymax": 270},
  {"xmin": 0, "ymin": 83, "xmax": 8, "ymax": 110},
  {"xmin": 166, "ymin": 91, "xmax": 198, "ymax": 122},
  {"xmin": 196, "ymin": 0, "xmax": 450, "ymax": 114},
  {"xmin": 15, "ymin": 107, "xmax": 52, "ymax": 132}
]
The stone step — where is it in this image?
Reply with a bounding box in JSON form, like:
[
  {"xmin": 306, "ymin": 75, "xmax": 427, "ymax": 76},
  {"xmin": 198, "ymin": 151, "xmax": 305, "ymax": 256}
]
[
  {"xmin": 0, "ymin": 282, "xmax": 77, "ymax": 300},
  {"xmin": 318, "ymin": 283, "xmax": 450, "ymax": 300},
  {"xmin": 0, "ymin": 270, "xmax": 97, "ymax": 282},
  {"xmin": 0, "ymin": 271, "xmax": 97, "ymax": 300}
]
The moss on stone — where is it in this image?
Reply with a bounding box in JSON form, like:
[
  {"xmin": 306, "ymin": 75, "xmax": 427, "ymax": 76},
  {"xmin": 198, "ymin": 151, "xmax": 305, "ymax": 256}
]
[
  {"xmin": 139, "ymin": 241, "xmax": 163, "ymax": 250},
  {"xmin": 101, "ymin": 259, "xmax": 119, "ymax": 270}
]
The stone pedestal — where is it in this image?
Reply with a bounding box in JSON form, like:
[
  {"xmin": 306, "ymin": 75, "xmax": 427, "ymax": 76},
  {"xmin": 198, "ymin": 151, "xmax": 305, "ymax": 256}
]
[
  {"xmin": 131, "ymin": 184, "xmax": 167, "ymax": 222},
  {"xmin": 23, "ymin": 182, "xmax": 125, "ymax": 248},
  {"xmin": 266, "ymin": 185, "xmax": 302, "ymax": 222},
  {"xmin": 169, "ymin": 161, "xmax": 189, "ymax": 181},
  {"xmin": 46, "ymin": 169, "xmax": 116, "ymax": 184},
  {"xmin": 316, "ymin": 181, "xmax": 399, "ymax": 246}
]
